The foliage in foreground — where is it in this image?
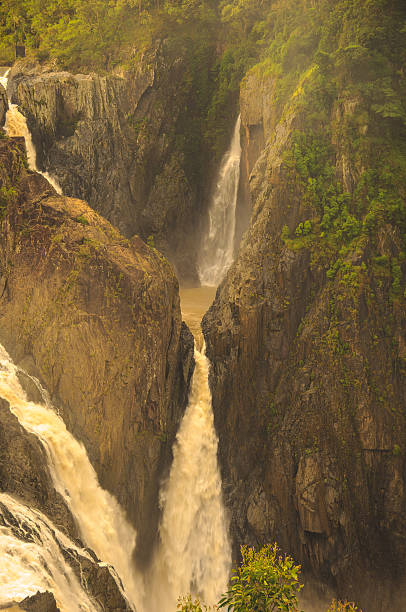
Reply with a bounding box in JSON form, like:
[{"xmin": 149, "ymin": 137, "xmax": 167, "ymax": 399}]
[
  {"xmin": 326, "ymin": 601, "xmax": 362, "ymax": 612},
  {"xmin": 218, "ymin": 544, "xmax": 302, "ymax": 612},
  {"xmin": 177, "ymin": 544, "xmax": 363, "ymax": 612}
]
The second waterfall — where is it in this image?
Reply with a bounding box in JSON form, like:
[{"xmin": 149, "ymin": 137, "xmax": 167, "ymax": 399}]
[{"xmin": 198, "ymin": 115, "xmax": 241, "ymax": 287}]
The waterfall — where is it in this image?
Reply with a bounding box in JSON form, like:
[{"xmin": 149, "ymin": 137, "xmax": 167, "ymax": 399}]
[
  {"xmin": 0, "ymin": 66, "xmax": 232, "ymax": 611},
  {"xmin": 0, "ymin": 340, "xmax": 231, "ymax": 611},
  {"xmin": 147, "ymin": 345, "xmax": 231, "ymax": 611},
  {"xmin": 0, "ymin": 70, "xmax": 62, "ymax": 194},
  {"xmin": 0, "ymin": 343, "xmax": 143, "ymax": 610},
  {"xmin": 198, "ymin": 115, "xmax": 241, "ymax": 286},
  {"xmin": 0, "ymin": 494, "xmax": 98, "ymax": 611}
]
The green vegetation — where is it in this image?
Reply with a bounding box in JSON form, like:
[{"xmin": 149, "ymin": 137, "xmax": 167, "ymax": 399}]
[
  {"xmin": 0, "ymin": 185, "xmax": 17, "ymax": 218},
  {"xmin": 327, "ymin": 602, "xmax": 362, "ymax": 612},
  {"xmin": 74, "ymin": 214, "xmax": 90, "ymax": 225},
  {"xmin": 218, "ymin": 544, "xmax": 302, "ymax": 612},
  {"xmin": 177, "ymin": 544, "xmax": 362, "ymax": 612},
  {"xmin": 4, "ymin": 0, "xmax": 402, "ymax": 178},
  {"xmin": 257, "ymin": 0, "xmax": 406, "ymax": 309},
  {"xmin": 177, "ymin": 595, "xmax": 214, "ymax": 611},
  {"xmin": 0, "ymin": 0, "xmax": 254, "ymax": 159}
]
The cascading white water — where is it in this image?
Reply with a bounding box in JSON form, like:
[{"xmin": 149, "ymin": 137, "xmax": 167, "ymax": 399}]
[
  {"xmin": 0, "ymin": 66, "xmax": 232, "ymax": 612},
  {"xmin": 0, "ymin": 343, "xmax": 143, "ymax": 610},
  {"xmin": 0, "ymin": 494, "xmax": 98, "ymax": 612},
  {"xmin": 147, "ymin": 345, "xmax": 231, "ymax": 611},
  {"xmin": 198, "ymin": 115, "xmax": 241, "ymax": 287},
  {"xmin": 0, "ymin": 70, "xmax": 62, "ymax": 194}
]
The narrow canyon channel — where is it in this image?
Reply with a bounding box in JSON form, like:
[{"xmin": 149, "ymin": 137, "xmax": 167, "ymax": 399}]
[{"xmin": 0, "ymin": 63, "xmax": 240, "ymax": 611}]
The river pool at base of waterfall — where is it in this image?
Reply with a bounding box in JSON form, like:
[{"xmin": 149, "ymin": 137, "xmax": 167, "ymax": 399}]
[{"xmin": 179, "ymin": 286, "xmax": 216, "ymax": 347}]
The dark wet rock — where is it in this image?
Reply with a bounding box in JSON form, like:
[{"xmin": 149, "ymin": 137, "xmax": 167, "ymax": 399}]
[
  {"xmin": 19, "ymin": 591, "xmax": 59, "ymax": 612},
  {"xmin": 7, "ymin": 52, "xmax": 212, "ymax": 283},
  {"xmin": 0, "ymin": 84, "xmax": 7, "ymax": 128}
]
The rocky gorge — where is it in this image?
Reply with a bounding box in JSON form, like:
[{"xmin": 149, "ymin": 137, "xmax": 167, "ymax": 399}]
[
  {"xmin": 0, "ymin": 0, "xmax": 406, "ymax": 610},
  {"xmin": 0, "ymin": 133, "xmax": 194, "ymax": 577},
  {"xmin": 6, "ymin": 46, "xmax": 218, "ymax": 284}
]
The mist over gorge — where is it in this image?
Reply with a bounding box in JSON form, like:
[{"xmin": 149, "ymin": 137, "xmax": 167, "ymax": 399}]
[{"xmin": 0, "ymin": 0, "xmax": 406, "ymax": 611}]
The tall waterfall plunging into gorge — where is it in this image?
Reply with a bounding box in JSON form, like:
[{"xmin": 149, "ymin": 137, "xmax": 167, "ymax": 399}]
[
  {"xmin": 0, "ymin": 339, "xmax": 230, "ymax": 611},
  {"xmin": 0, "ymin": 70, "xmax": 62, "ymax": 193},
  {"xmin": 0, "ymin": 66, "xmax": 232, "ymax": 611},
  {"xmin": 146, "ymin": 345, "xmax": 231, "ymax": 612},
  {"xmin": 198, "ymin": 115, "xmax": 241, "ymax": 286},
  {"xmin": 0, "ymin": 343, "xmax": 143, "ymax": 610}
]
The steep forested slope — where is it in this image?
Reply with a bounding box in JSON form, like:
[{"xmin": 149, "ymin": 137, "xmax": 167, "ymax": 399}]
[{"xmin": 204, "ymin": 0, "xmax": 406, "ymax": 609}]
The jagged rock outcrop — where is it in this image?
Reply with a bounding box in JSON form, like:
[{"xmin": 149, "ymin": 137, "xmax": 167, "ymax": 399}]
[
  {"xmin": 0, "ymin": 136, "xmax": 194, "ymax": 564},
  {"xmin": 6, "ymin": 50, "xmax": 211, "ymax": 283},
  {"xmin": 0, "ymin": 496, "xmax": 133, "ymax": 611},
  {"xmin": 204, "ymin": 65, "xmax": 406, "ymax": 610},
  {"xmin": 20, "ymin": 591, "xmax": 60, "ymax": 612}
]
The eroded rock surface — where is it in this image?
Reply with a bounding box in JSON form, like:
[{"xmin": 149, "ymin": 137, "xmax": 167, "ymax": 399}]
[
  {"xmin": 204, "ymin": 67, "xmax": 406, "ymax": 610},
  {"xmin": 0, "ymin": 137, "xmax": 194, "ymax": 563},
  {"xmin": 19, "ymin": 591, "xmax": 60, "ymax": 612},
  {"xmin": 0, "ymin": 84, "xmax": 7, "ymax": 128}
]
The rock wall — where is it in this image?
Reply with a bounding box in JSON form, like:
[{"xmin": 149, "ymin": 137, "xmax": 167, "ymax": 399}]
[
  {"xmin": 204, "ymin": 68, "xmax": 406, "ymax": 610},
  {"xmin": 0, "ymin": 137, "xmax": 194, "ymax": 564},
  {"xmin": 0, "ymin": 83, "xmax": 7, "ymax": 127},
  {"xmin": 19, "ymin": 591, "xmax": 60, "ymax": 612},
  {"xmin": 7, "ymin": 49, "xmax": 210, "ymax": 283}
]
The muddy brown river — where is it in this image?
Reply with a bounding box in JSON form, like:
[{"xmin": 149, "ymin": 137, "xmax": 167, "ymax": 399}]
[{"xmin": 179, "ymin": 286, "xmax": 216, "ymax": 349}]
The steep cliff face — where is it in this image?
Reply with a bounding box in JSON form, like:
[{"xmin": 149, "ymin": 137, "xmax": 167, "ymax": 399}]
[
  {"xmin": 0, "ymin": 137, "xmax": 194, "ymax": 563},
  {"xmin": 7, "ymin": 48, "xmax": 210, "ymax": 283},
  {"xmin": 204, "ymin": 3, "xmax": 406, "ymax": 608}
]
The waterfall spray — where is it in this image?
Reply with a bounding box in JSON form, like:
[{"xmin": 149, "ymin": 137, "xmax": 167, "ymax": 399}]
[{"xmin": 147, "ymin": 345, "xmax": 231, "ymax": 611}]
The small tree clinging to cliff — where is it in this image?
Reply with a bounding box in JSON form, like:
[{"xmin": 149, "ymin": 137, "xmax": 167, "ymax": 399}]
[{"xmin": 326, "ymin": 601, "xmax": 362, "ymax": 612}]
